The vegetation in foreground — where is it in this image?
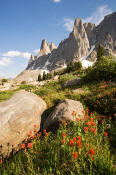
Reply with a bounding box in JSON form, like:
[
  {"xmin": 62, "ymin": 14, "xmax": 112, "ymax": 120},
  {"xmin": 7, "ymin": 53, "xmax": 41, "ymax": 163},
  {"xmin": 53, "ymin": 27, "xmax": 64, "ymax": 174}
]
[
  {"xmin": 0, "ymin": 53, "xmax": 116, "ymax": 174},
  {"xmin": 0, "ymin": 111, "xmax": 116, "ymax": 175}
]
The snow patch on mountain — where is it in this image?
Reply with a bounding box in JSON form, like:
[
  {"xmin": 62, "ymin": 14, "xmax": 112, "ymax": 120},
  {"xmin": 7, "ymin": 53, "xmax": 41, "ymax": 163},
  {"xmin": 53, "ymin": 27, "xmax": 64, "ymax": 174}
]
[
  {"xmin": 79, "ymin": 45, "xmax": 96, "ymax": 68},
  {"xmin": 81, "ymin": 59, "xmax": 95, "ymax": 68}
]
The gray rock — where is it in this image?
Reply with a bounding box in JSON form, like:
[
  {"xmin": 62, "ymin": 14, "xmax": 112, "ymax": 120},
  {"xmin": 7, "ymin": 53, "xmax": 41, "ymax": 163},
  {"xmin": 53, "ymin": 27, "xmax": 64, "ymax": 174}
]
[
  {"xmin": 50, "ymin": 42, "xmax": 57, "ymax": 51},
  {"xmin": 87, "ymin": 50, "xmax": 97, "ymax": 62},
  {"xmin": 25, "ymin": 12, "xmax": 116, "ymax": 72},
  {"xmin": 43, "ymin": 99, "xmax": 85, "ymax": 129},
  {"xmin": 37, "ymin": 40, "xmax": 51, "ymax": 58},
  {"xmin": 95, "ymin": 12, "xmax": 116, "ymax": 55},
  {"xmin": 0, "ymin": 90, "xmax": 46, "ymax": 157},
  {"xmin": 63, "ymin": 78, "xmax": 81, "ymax": 88},
  {"xmin": 84, "ymin": 22, "xmax": 96, "ymax": 46},
  {"xmin": 26, "ymin": 18, "xmax": 90, "ymax": 71}
]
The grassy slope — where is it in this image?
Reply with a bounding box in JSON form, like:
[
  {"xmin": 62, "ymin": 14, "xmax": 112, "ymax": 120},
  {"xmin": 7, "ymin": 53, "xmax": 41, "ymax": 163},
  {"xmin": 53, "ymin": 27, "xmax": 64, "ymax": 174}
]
[{"xmin": 0, "ymin": 72, "xmax": 116, "ymax": 174}]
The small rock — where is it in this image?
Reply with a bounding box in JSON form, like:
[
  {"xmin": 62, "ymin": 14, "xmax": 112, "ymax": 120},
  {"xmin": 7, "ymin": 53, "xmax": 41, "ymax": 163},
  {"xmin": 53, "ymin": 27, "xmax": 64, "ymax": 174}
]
[{"xmin": 64, "ymin": 78, "xmax": 81, "ymax": 88}]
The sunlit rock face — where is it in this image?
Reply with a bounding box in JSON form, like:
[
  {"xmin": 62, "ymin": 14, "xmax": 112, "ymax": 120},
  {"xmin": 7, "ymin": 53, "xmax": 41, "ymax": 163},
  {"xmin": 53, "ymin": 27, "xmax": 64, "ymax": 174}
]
[{"xmin": 25, "ymin": 12, "xmax": 116, "ymax": 73}]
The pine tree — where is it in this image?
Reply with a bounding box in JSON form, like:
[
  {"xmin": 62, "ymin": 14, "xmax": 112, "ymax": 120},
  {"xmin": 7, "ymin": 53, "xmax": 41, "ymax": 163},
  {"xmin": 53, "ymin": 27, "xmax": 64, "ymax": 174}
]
[
  {"xmin": 43, "ymin": 71, "xmax": 46, "ymax": 80},
  {"xmin": 97, "ymin": 44, "xmax": 105, "ymax": 62},
  {"xmin": 67, "ymin": 61, "xmax": 73, "ymax": 73},
  {"xmin": 38, "ymin": 74, "xmax": 42, "ymax": 81},
  {"xmin": 74, "ymin": 62, "xmax": 82, "ymax": 71}
]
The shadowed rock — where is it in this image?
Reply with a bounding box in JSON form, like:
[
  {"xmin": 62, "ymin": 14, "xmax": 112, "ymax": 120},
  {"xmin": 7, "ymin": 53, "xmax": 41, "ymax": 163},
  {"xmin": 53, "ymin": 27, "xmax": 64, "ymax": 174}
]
[
  {"xmin": 0, "ymin": 90, "xmax": 46, "ymax": 157},
  {"xmin": 43, "ymin": 99, "xmax": 84, "ymax": 130}
]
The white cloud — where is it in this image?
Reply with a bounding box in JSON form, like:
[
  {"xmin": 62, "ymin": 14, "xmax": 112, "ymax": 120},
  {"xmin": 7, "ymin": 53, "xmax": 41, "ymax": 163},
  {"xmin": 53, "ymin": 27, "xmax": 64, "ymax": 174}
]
[
  {"xmin": 63, "ymin": 18, "xmax": 74, "ymax": 32},
  {"xmin": 33, "ymin": 49, "xmax": 40, "ymax": 54},
  {"xmin": 53, "ymin": 0, "xmax": 61, "ymax": 3},
  {"xmin": 0, "ymin": 50, "xmax": 31, "ymax": 67},
  {"xmin": 0, "ymin": 57, "xmax": 11, "ymax": 67},
  {"xmin": 83, "ymin": 5, "xmax": 112, "ymax": 25},
  {"xmin": 0, "ymin": 72, "xmax": 5, "ymax": 77},
  {"xmin": 3, "ymin": 51, "xmax": 31, "ymax": 59}
]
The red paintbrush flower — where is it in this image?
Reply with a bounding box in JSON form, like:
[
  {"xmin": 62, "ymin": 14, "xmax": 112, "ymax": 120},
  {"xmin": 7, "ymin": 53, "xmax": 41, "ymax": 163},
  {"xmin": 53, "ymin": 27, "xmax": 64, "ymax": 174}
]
[
  {"xmin": 73, "ymin": 137, "xmax": 77, "ymax": 143},
  {"xmin": 73, "ymin": 152, "xmax": 78, "ymax": 159},
  {"xmin": 27, "ymin": 142, "xmax": 33, "ymax": 149},
  {"xmin": 77, "ymin": 140, "xmax": 82, "ymax": 148},
  {"xmin": 69, "ymin": 139, "xmax": 74, "ymax": 146},
  {"xmin": 72, "ymin": 111, "xmax": 76, "ymax": 115},
  {"xmin": 77, "ymin": 136, "xmax": 82, "ymax": 141},
  {"xmin": 45, "ymin": 133, "xmax": 48, "ymax": 136},
  {"xmin": 86, "ymin": 122, "xmax": 91, "ymax": 126},
  {"xmin": 88, "ymin": 149, "xmax": 94, "ymax": 155},
  {"xmin": 20, "ymin": 144, "xmax": 25, "ymax": 149},
  {"xmin": 84, "ymin": 126, "xmax": 88, "ymax": 133},
  {"xmin": 62, "ymin": 133, "xmax": 66, "ymax": 138},
  {"xmin": 104, "ymin": 132, "xmax": 108, "ymax": 136},
  {"xmin": 61, "ymin": 139, "xmax": 65, "ymax": 144}
]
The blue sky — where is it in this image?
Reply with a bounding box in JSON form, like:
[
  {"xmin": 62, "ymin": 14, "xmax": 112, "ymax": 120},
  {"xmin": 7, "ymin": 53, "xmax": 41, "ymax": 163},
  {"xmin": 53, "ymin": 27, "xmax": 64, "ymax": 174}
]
[{"xmin": 0, "ymin": 0, "xmax": 116, "ymax": 78}]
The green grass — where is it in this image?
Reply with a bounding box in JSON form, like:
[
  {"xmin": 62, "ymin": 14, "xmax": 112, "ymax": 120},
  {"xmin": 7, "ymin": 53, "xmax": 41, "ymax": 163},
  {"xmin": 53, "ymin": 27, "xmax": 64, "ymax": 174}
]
[
  {"xmin": 0, "ymin": 112, "xmax": 116, "ymax": 175},
  {"xmin": 0, "ymin": 69, "xmax": 116, "ymax": 174},
  {"xmin": 0, "ymin": 90, "xmax": 18, "ymax": 102}
]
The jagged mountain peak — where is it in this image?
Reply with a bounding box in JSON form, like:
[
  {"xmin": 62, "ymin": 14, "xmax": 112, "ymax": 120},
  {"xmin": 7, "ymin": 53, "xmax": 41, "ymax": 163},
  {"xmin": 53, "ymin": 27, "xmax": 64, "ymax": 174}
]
[
  {"xmin": 50, "ymin": 42, "xmax": 57, "ymax": 51},
  {"xmin": 73, "ymin": 18, "xmax": 86, "ymax": 37},
  {"xmin": 26, "ymin": 11, "xmax": 116, "ymax": 74},
  {"xmin": 40, "ymin": 39, "xmax": 49, "ymax": 50}
]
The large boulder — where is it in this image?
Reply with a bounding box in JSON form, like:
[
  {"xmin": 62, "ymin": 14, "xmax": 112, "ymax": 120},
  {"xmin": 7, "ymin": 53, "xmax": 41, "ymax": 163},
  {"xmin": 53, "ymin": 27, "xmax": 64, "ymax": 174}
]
[
  {"xmin": 0, "ymin": 90, "xmax": 46, "ymax": 157},
  {"xmin": 43, "ymin": 99, "xmax": 84, "ymax": 130},
  {"xmin": 63, "ymin": 78, "xmax": 82, "ymax": 88}
]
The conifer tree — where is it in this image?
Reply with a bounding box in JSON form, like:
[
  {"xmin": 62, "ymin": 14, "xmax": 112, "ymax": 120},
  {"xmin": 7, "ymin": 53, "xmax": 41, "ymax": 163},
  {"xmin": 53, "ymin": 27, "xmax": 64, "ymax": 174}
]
[
  {"xmin": 38, "ymin": 74, "xmax": 42, "ymax": 81},
  {"xmin": 97, "ymin": 44, "xmax": 105, "ymax": 61},
  {"xmin": 43, "ymin": 71, "xmax": 46, "ymax": 80}
]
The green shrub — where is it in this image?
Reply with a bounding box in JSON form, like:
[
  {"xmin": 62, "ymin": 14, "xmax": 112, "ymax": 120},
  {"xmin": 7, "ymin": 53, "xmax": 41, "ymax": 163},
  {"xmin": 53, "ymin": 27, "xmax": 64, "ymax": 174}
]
[
  {"xmin": 1, "ymin": 79, "xmax": 8, "ymax": 83},
  {"xmin": 97, "ymin": 44, "xmax": 105, "ymax": 62},
  {"xmin": 42, "ymin": 72, "xmax": 52, "ymax": 80},
  {"xmin": 0, "ymin": 112, "xmax": 115, "ymax": 175},
  {"xmin": 84, "ymin": 56, "xmax": 116, "ymax": 82},
  {"xmin": 65, "ymin": 61, "xmax": 82, "ymax": 73},
  {"xmin": 21, "ymin": 81, "xmax": 26, "ymax": 85}
]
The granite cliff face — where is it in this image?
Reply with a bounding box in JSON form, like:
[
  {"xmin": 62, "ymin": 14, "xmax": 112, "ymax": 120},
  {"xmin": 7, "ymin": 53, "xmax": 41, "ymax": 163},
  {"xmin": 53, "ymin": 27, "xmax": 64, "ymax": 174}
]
[
  {"xmin": 26, "ymin": 12, "xmax": 116, "ymax": 73},
  {"xmin": 37, "ymin": 40, "xmax": 57, "ymax": 58},
  {"xmin": 26, "ymin": 18, "xmax": 91, "ymax": 71},
  {"xmin": 95, "ymin": 12, "xmax": 116, "ymax": 55}
]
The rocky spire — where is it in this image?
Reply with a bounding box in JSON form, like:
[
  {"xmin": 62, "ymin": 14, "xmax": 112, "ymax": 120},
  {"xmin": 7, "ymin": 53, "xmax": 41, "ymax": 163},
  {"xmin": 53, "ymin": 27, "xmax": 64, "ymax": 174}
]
[
  {"xmin": 84, "ymin": 22, "xmax": 96, "ymax": 46},
  {"xmin": 29, "ymin": 54, "xmax": 36, "ymax": 63},
  {"xmin": 37, "ymin": 40, "xmax": 51, "ymax": 58},
  {"xmin": 50, "ymin": 42, "xmax": 57, "ymax": 51},
  {"xmin": 68, "ymin": 17, "xmax": 90, "ymax": 59}
]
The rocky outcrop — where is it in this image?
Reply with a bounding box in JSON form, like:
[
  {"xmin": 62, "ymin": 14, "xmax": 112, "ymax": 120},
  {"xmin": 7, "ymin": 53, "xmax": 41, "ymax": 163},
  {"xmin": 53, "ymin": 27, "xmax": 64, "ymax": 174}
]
[
  {"xmin": 37, "ymin": 40, "xmax": 57, "ymax": 58},
  {"xmin": 25, "ymin": 12, "xmax": 116, "ymax": 76},
  {"xmin": 43, "ymin": 99, "xmax": 84, "ymax": 130},
  {"xmin": 26, "ymin": 18, "xmax": 90, "ymax": 71},
  {"xmin": 84, "ymin": 22, "xmax": 96, "ymax": 46},
  {"xmin": 87, "ymin": 50, "xmax": 97, "ymax": 62},
  {"xmin": 37, "ymin": 40, "xmax": 51, "ymax": 58},
  {"xmin": 95, "ymin": 12, "xmax": 116, "ymax": 55},
  {"xmin": 63, "ymin": 78, "xmax": 82, "ymax": 88},
  {"xmin": 50, "ymin": 42, "xmax": 57, "ymax": 51},
  {"xmin": 0, "ymin": 90, "xmax": 46, "ymax": 157}
]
